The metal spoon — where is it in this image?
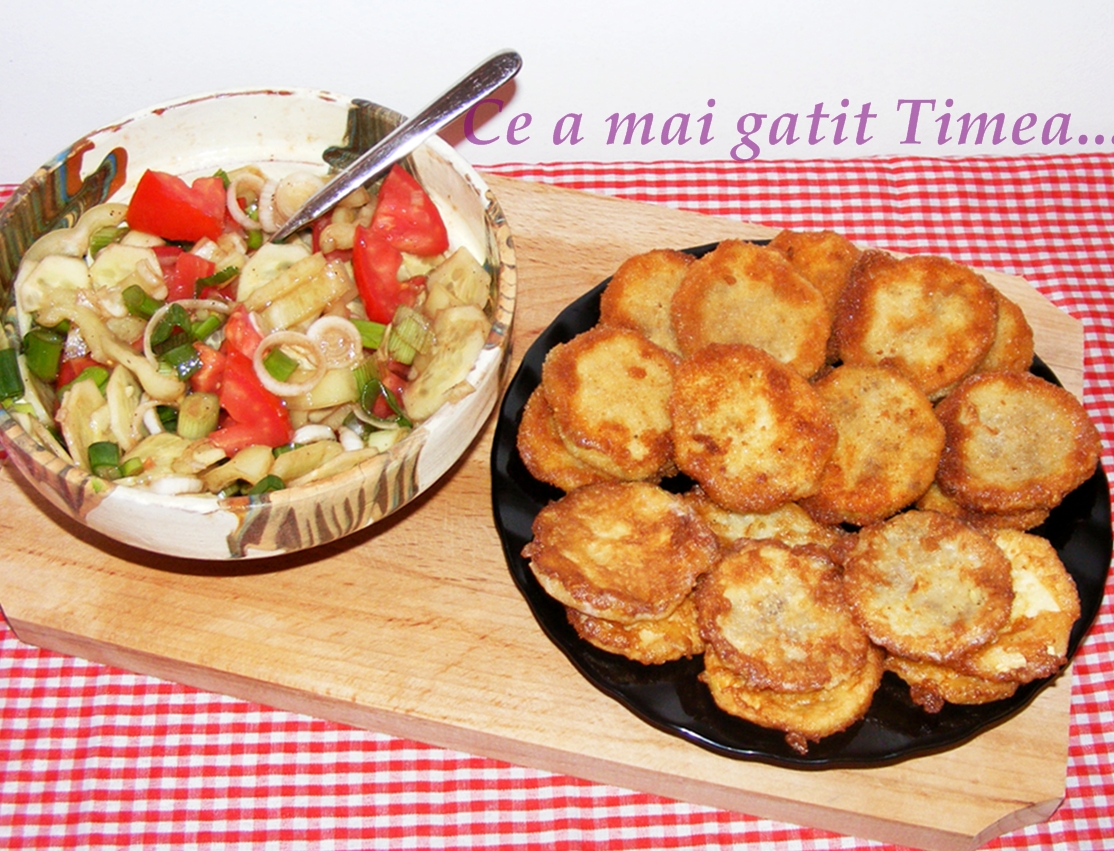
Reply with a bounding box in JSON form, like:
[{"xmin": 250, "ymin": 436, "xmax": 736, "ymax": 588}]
[{"xmin": 269, "ymin": 49, "xmax": 522, "ymax": 244}]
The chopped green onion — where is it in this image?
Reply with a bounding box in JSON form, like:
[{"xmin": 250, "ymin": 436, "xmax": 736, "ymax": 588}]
[
  {"xmin": 248, "ymin": 474, "xmax": 285, "ymax": 495},
  {"xmin": 151, "ymin": 303, "xmax": 192, "ymax": 348},
  {"xmin": 152, "ymin": 327, "xmax": 193, "ymax": 359},
  {"xmin": 160, "ymin": 342, "xmax": 203, "ymax": 381},
  {"xmin": 58, "ymin": 365, "xmax": 110, "ymax": 396},
  {"xmin": 194, "ymin": 266, "xmax": 239, "ymax": 294},
  {"xmin": 118, "ymin": 457, "xmax": 145, "ymax": 478},
  {"xmin": 352, "ymin": 318, "xmax": 386, "ymax": 350},
  {"xmin": 177, "ymin": 391, "xmax": 220, "ymax": 439},
  {"xmin": 89, "ymin": 225, "xmax": 127, "ymax": 258},
  {"xmin": 386, "ymin": 306, "xmax": 433, "ymax": 366},
  {"xmin": 88, "ymin": 441, "xmax": 121, "ymax": 479},
  {"xmin": 0, "ymin": 348, "xmax": 25, "ymax": 399},
  {"xmin": 262, "ymin": 347, "xmax": 299, "ymax": 382},
  {"xmin": 156, "ymin": 405, "xmax": 178, "ymax": 432},
  {"xmin": 246, "ymin": 229, "xmax": 264, "ymax": 251},
  {"xmin": 191, "ymin": 313, "xmax": 223, "ymax": 342},
  {"xmin": 122, "ymin": 285, "xmax": 164, "ymax": 319},
  {"xmin": 358, "ymin": 376, "xmax": 412, "ymax": 429},
  {"xmin": 218, "ymin": 481, "xmax": 245, "ymax": 498},
  {"xmin": 272, "ymin": 443, "xmax": 297, "ymax": 457},
  {"xmin": 214, "ymin": 169, "xmax": 231, "ymax": 189},
  {"xmin": 22, "ymin": 327, "xmax": 65, "ymax": 382}
]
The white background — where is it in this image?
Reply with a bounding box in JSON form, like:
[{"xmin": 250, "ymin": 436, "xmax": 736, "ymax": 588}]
[{"xmin": 1, "ymin": 0, "xmax": 1112, "ymax": 185}]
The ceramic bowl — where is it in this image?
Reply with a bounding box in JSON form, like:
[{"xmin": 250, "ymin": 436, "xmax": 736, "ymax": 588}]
[{"xmin": 0, "ymin": 89, "xmax": 516, "ymax": 560}]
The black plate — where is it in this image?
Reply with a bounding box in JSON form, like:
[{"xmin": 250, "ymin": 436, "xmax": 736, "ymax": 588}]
[{"xmin": 491, "ymin": 245, "xmax": 1112, "ymax": 769}]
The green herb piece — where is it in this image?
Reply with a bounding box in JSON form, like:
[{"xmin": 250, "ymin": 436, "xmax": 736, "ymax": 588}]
[
  {"xmin": 88, "ymin": 441, "xmax": 121, "ymax": 479},
  {"xmin": 194, "ymin": 266, "xmax": 239, "ymax": 293},
  {"xmin": 156, "ymin": 405, "xmax": 178, "ymax": 432},
  {"xmin": 248, "ymin": 474, "xmax": 285, "ymax": 495},
  {"xmin": 160, "ymin": 342, "xmax": 203, "ymax": 381},
  {"xmin": 0, "ymin": 348, "xmax": 25, "ymax": 399},
  {"xmin": 352, "ymin": 318, "xmax": 386, "ymax": 351},
  {"xmin": 118, "ymin": 457, "xmax": 145, "ymax": 478},
  {"xmin": 58, "ymin": 365, "xmax": 110, "ymax": 397},
  {"xmin": 191, "ymin": 313, "xmax": 223, "ymax": 342},
  {"xmin": 22, "ymin": 327, "xmax": 65, "ymax": 382},
  {"xmin": 89, "ymin": 225, "xmax": 127, "ymax": 258},
  {"xmin": 177, "ymin": 391, "xmax": 220, "ymax": 439},
  {"xmin": 262, "ymin": 347, "xmax": 299, "ymax": 382},
  {"xmin": 122, "ymin": 285, "xmax": 164, "ymax": 319}
]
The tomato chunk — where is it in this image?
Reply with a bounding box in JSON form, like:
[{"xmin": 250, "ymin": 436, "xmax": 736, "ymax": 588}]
[
  {"xmin": 208, "ymin": 350, "xmax": 293, "ymax": 455},
  {"xmin": 352, "ymin": 226, "xmax": 424, "ymax": 324},
  {"xmin": 126, "ymin": 170, "xmax": 226, "ymax": 243},
  {"xmin": 222, "ymin": 306, "xmax": 264, "ymax": 359},
  {"xmin": 165, "ymin": 252, "xmax": 216, "ymax": 302},
  {"xmin": 190, "ymin": 343, "xmax": 225, "ymax": 394},
  {"xmin": 369, "ymin": 165, "xmax": 449, "ymax": 256}
]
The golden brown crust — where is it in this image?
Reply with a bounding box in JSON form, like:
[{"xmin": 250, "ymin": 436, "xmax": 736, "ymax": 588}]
[
  {"xmin": 516, "ymin": 385, "xmax": 616, "ymax": 491},
  {"xmin": 839, "ymin": 510, "xmax": 1015, "ymax": 663},
  {"xmin": 976, "ymin": 288, "xmax": 1035, "ymax": 374},
  {"xmin": 883, "ymin": 655, "xmax": 1018, "ymax": 713},
  {"xmin": 522, "ymin": 481, "xmax": 719, "ymax": 623},
  {"xmin": 598, "ymin": 249, "xmax": 692, "ymax": 355},
  {"xmin": 800, "ymin": 365, "xmax": 945, "ymax": 526},
  {"xmin": 670, "ymin": 344, "xmax": 836, "ymax": 513},
  {"xmin": 566, "ymin": 595, "xmax": 704, "ymax": 664},
  {"xmin": 694, "ymin": 539, "xmax": 871, "ymax": 692},
  {"xmin": 701, "ymin": 644, "xmax": 884, "ymax": 754},
  {"xmin": 935, "ymin": 371, "xmax": 1101, "ymax": 515},
  {"xmin": 833, "ymin": 251, "xmax": 999, "ymax": 399},
  {"xmin": 541, "ymin": 325, "xmax": 678, "ymax": 481},
  {"xmin": 768, "ymin": 229, "xmax": 861, "ymax": 310},
  {"xmin": 684, "ymin": 486, "xmax": 846, "ymax": 555},
  {"xmin": 670, "ymin": 240, "xmax": 831, "ymax": 377},
  {"xmin": 953, "ymin": 529, "xmax": 1080, "ymax": 684},
  {"xmin": 915, "ymin": 482, "xmax": 1050, "ymax": 532}
]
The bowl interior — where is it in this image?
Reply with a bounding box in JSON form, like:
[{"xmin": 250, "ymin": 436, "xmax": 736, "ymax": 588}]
[{"xmin": 0, "ymin": 88, "xmax": 516, "ymax": 559}]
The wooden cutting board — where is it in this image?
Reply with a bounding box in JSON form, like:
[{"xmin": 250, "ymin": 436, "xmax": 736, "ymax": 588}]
[{"xmin": 0, "ymin": 175, "xmax": 1086, "ymax": 851}]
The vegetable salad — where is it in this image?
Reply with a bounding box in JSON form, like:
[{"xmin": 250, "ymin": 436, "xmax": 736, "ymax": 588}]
[{"xmin": 1, "ymin": 163, "xmax": 493, "ymax": 496}]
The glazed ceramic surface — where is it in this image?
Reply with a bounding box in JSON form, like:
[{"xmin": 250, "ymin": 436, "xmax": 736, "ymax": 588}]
[{"xmin": 0, "ymin": 89, "xmax": 516, "ymax": 560}]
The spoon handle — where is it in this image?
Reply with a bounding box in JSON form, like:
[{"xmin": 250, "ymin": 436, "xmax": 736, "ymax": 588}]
[{"xmin": 270, "ymin": 49, "xmax": 522, "ymax": 243}]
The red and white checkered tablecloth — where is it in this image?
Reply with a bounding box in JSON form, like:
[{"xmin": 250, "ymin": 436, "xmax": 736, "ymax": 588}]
[{"xmin": 2, "ymin": 156, "xmax": 1112, "ymax": 850}]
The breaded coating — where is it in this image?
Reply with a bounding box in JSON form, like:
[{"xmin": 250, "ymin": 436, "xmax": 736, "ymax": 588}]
[
  {"xmin": 684, "ymin": 486, "xmax": 846, "ymax": 555},
  {"xmin": 516, "ymin": 385, "xmax": 615, "ymax": 491},
  {"xmin": 701, "ymin": 644, "xmax": 884, "ymax": 755},
  {"xmin": 566, "ymin": 595, "xmax": 704, "ymax": 664},
  {"xmin": 915, "ymin": 482, "xmax": 1050, "ymax": 533},
  {"xmin": 694, "ymin": 539, "xmax": 871, "ymax": 693},
  {"xmin": 522, "ymin": 481, "xmax": 719, "ymax": 623},
  {"xmin": 883, "ymin": 655, "xmax": 1018, "ymax": 713},
  {"xmin": 838, "ymin": 510, "xmax": 1014, "ymax": 663},
  {"xmin": 954, "ymin": 529, "xmax": 1081, "ymax": 684},
  {"xmin": 670, "ymin": 240, "xmax": 831, "ymax": 377},
  {"xmin": 768, "ymin": 229, "xmax": 861, "ymax": 309},
  {"xmin": 541, "ymin": 325, "xmax": 678, "ymax": 481},
  {"xmin": 935, "ymin": 371, "xmax": 1101, "ymax": 515},
  {"xmin": 800, "ymin": 365, "xmax": 945, "ymax": 526},
  {"xmin": 977, "ymin": 288, "xmax": 1035, "ymax": 374},
  {"xmin": 598, "ymin": 248, "xmax": 692, "ymax": 355},
  {"xmin": 833, "ymin": 251, "xmax": 999, "ymax": 399},
  {"xmin": 670, "ymin": 344, "xmax": 836, "ymax": 513}
]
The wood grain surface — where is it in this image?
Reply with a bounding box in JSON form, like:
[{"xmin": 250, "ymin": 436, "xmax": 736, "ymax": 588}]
[{"xmin": 0, "ymin": 175, "xmax": 1085, "ymax": 851}]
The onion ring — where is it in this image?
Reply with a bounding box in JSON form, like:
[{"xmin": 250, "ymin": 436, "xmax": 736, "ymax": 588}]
[
  {"xmin": 252, "ymin": 330, "xmax": 327, "ymax": 397},
  {"xmin": 307, "ymin": 315, "xmax": 364, "ymax": 368},
  {"xmin": 226, "ymin": 173, "xmax": 265, "ymax": 231},
  {"xmin": 257, "ymin": 179, "xmax": 279, "ymax": 233},
  {"xmin": 142, "ymin": 299, "xmax": 233, "ymax": 370}
]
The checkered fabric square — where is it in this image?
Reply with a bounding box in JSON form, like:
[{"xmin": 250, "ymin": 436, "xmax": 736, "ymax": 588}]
[{"xmin": 2, "ymin": 155, "xmax": 1112, "ymax": 850}]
